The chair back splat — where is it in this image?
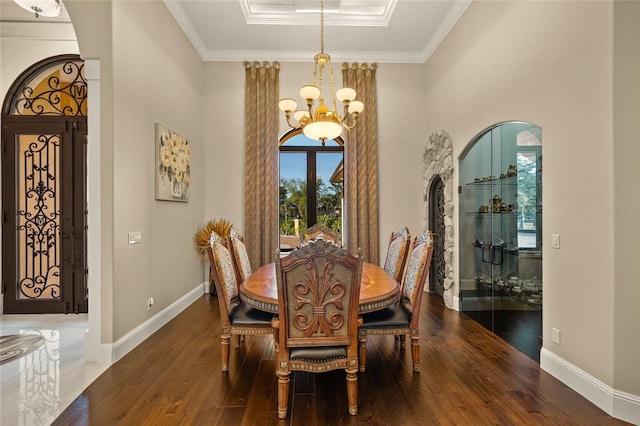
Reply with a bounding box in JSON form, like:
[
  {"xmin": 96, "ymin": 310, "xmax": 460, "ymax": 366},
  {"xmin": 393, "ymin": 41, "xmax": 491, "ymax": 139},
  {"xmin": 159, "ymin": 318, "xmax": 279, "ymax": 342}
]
[
  {"xmin": 301, "ymin": 223, "xmax": 340, "ymax": 246},
  {"xmin": 383, "ymin": 227, "xmax": 411, "ymax": 283},
  {"xmin": 273, "ymin": 239, "xmax": 363, "ymax": 418},
  {"xmin": 229, "ymin": 228, "xmax": 253, "ymax": 284}
]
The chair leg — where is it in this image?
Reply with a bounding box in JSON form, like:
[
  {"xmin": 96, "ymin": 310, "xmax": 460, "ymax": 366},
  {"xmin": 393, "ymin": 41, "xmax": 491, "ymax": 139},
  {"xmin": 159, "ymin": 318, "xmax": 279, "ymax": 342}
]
[
  {"xmin": 276, "ymin": 370, "xmax": 290, "ymax": 419},
  {"xmin": 221, "ymin": 333, "xmax": 231, "ymax": 372},
  {"xmin": 398, "ymin": 334, "xmax": 406, "ymax": 348},
  {"xmin": 358, "ymin": 329, "xmax": 367, "ymax": 372},
  {"xmin": 234, "ymin": 335, "xmax": 241, "ymax": 348},
  {"xmin": 346, "ymin": 369, "xmax": 358, "ymax": 415},
  {"xmin": 410, "ymin": 332, "xmax": 420, "ymax": 372}
]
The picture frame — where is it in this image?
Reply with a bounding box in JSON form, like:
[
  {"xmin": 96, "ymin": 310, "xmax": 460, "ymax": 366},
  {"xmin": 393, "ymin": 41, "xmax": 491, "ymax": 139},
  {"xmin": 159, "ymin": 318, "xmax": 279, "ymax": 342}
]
[{"xmin": 155, "ymin": 123, "xmax": 190, "ymax": 202}]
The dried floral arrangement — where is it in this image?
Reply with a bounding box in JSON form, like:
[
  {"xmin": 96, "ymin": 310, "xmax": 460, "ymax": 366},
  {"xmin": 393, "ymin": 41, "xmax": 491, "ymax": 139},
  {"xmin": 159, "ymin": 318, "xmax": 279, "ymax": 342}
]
[{"xmin": 193, "ymin": 218, "xmax": 233, "ymax": 256}]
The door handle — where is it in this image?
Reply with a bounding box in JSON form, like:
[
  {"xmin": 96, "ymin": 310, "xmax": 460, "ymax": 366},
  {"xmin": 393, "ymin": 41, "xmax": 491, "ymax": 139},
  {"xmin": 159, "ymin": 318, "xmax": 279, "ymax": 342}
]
[{"xmin": 492, "ymin": 244, "xmax": 503, "ymax": 265}]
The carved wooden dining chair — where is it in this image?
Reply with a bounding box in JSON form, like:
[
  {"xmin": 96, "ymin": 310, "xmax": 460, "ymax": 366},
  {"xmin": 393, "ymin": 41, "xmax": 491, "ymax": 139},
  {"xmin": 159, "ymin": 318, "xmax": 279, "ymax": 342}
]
[
  {"xmin": 301, "ymin": 223, "xmax": 340, "ymax": 246},
  {"xmin": 228, "ymin": 228, "xmax": 253, "ymax": 284},
  {"xmin": 358, "ymin": 231, "xmax": 434, "ymax": 373},
  {"xmin": 207, "ymin": 232, "xmax": 274, "ymax": 372},
  {"xmin": 272, "ymin": 239, "xmax": 363, "ymax": 418},
  {"xmin": 383, "ymin": 227, "xmax": 412, "ymax": 283}
]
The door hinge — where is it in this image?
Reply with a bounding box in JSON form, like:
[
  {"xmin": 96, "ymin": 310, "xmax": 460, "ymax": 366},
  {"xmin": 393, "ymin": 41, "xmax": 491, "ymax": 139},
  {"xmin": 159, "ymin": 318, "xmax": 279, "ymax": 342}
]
[
  {"xmin": 458, "ymin": 185, "xmax": 462, "ymax": 194},
  {"xmin": 2, "ymin": 211, "xmax": 6, "ymax": 224},
  {"xmin": 2, "ymin": 281, "xmax": 5, "ymax": 294}
]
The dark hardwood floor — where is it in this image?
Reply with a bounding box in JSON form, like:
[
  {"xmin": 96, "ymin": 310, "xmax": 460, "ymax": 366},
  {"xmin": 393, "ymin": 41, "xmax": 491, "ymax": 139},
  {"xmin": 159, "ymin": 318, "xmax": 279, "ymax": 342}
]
[
  {"xmin": 53, "ymin": 293, "xmax": 629, "ymax": 425},
  {"xmin": 463, "ymin": 309, "xmax": 542, "ymax": 363}
]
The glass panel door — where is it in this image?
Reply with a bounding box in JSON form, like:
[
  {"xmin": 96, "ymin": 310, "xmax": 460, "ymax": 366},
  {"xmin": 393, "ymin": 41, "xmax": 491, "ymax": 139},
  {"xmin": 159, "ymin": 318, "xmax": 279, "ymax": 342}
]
[{"xmin": 459, "ymin": 122, "xmax": 542, "ymax": 361}]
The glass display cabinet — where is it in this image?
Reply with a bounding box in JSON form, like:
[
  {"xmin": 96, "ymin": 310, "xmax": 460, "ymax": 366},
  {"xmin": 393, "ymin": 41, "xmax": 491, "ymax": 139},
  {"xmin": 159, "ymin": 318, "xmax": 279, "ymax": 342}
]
[{"xmin": 458, "ymin": 122, "xmax": 542, "ymax": 360}]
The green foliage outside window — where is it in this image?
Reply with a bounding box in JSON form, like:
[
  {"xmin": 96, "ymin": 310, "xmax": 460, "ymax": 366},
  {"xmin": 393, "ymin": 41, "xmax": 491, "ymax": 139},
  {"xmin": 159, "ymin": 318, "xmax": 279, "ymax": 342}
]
[{"xmin": 279, "ymin": 177, "xmax": 342, "ymax": 235}]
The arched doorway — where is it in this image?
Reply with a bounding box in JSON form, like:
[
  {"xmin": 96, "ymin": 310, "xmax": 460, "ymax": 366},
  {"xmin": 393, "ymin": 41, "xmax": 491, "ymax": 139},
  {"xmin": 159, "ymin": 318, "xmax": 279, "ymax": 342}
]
[
  {"xmin": 423, "ymin": 130, "xmax": 455, "ymax": 308},
  {"xmin": 1, "ymin": 54, "xmax": 88, "ymax": 314},
  {"xmin": 458, "ymin": 121, "xmax": 542, "ymax": 361}
]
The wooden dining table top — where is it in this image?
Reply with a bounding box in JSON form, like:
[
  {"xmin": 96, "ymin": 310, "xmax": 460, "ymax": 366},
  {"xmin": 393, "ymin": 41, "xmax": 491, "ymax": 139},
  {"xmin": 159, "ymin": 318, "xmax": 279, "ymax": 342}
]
[{"xmin": 239, "ymin": 261, "xmax": 400, "ymax": 314}]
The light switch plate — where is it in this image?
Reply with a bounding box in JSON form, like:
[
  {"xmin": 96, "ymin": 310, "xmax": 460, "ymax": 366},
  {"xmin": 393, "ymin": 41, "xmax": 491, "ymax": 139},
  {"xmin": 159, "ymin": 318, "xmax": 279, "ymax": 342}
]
[
  {"xmin": 551, "ymin": 233, "xmax": 560, "ymax": 249},
  {"xmin": 128, "ymin": 231, "xmax": 141, "ymax": 244}
]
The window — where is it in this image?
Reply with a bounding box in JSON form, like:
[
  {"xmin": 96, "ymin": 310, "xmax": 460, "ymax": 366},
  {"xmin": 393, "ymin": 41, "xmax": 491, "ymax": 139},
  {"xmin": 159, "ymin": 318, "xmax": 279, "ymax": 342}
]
[{"xmin": 279, "ymin": 129, "xmax": 344, "ymax": 250}]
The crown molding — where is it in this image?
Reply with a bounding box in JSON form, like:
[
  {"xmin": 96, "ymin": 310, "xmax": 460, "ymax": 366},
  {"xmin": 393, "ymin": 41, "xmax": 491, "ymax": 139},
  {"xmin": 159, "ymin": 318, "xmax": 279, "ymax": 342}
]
[{"xmin": 0, "ymin": 20, "xmax": 75, "ymax": 40}]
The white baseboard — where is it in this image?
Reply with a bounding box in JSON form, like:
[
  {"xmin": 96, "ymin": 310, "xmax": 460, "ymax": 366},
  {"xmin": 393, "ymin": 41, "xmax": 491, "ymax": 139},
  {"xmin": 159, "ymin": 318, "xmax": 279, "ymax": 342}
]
[
  {"xmin": 97, "ymin": 283, "xmax": 205, "ymax": 364},
  {"xmin": 540, "ymin": 348, "xmax": 640, "ymax": 425}
]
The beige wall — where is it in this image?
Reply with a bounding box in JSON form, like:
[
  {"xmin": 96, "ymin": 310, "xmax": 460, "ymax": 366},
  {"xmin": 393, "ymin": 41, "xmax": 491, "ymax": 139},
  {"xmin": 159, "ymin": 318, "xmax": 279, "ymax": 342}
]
[
  {"xmin": 203, "ymin": 61, "xmax": 428, "ymax": 261},
  {"xmin": 0, "ymin": 40, "xmax": 79, "ymax": 98},
  {"xmin": 110, "ymin": 1, "xmax": 204, "ymax": 340},
  {"xmin": 66, "ymin": 0, "xmax": 205, "ymax": 341},
  {"xmin": 202, "ymin": 62, "xmax": 245, "ymax": 229},
  {"xmin": 65, "ymin": 0, "xmax": 116, "ymax": 342},
  {"xmin": 422, "ymin": 0, "xmax": 639, "ymax": 401},
  {"xmin": 612, "ymin": 0, "xmax": 640, "ymax": 397}
]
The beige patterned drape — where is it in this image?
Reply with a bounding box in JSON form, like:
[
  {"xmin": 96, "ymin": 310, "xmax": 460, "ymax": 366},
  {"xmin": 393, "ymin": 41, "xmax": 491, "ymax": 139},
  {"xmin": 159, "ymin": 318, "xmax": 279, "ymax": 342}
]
[
  {"xmin": 244, "ymin": 61, "xmax": 280, "ymax": 268},
  {"xmin": 342, "ymin": 63, "xmax": 379, "ymax": 264}
]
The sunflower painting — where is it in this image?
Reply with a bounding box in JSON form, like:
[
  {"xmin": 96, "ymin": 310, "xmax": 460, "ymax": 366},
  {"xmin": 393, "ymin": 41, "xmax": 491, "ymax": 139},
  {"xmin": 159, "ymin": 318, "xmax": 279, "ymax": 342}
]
[{"xmin": 155, "ymin": 123, "xmax": 190, "ymax": 202}]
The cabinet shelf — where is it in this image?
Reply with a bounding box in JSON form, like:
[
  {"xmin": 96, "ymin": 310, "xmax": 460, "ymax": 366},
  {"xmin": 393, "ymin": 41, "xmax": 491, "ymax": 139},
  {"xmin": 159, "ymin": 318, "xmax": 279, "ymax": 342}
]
[
  {"xmin": 474, "ymin": 279, "xmax": 542, "ymax": 310},
  {"xmin": 464, "ymin": 176, "xmax": 518, "ymax": 188},
  {"xmin": 466, "ymin": 211, "xmax": 517, "ymax": 216}
]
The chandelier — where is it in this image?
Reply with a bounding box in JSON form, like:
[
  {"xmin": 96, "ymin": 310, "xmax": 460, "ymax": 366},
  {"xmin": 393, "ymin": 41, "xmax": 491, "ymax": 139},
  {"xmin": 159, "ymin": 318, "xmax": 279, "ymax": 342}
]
[
  {"xmin": 278, "ymin": 0, "xmax": 364, "ymax": 145},
  {"xmin": 13, "ymin": 0, "xmax": 61, "ymax": 18}
]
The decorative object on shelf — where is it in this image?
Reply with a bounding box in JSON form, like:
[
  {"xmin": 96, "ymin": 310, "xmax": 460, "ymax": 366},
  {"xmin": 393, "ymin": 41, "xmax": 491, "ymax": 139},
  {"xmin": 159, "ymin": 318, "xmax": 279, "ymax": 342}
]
[
  {"xmin": 507, "ymin": 163, "xmax": 517, "ymax": 177},
  {"xmin": 492, "ymin": 195, "xmax": 502, "ymax": 213},
  {"xmin": 155, "ymin": 123, "xmax": 190, "ymax": 202},
  {"xmin": 278, "ymin": 0, "xmax": 364, "ymax": 145},
  {"xmin": 13, "ymin": 0, "xmax": 60, "ymax": 18},
  {"xmin": 478, "ymin": 205, "xmax": 489, "ymax": 213}
]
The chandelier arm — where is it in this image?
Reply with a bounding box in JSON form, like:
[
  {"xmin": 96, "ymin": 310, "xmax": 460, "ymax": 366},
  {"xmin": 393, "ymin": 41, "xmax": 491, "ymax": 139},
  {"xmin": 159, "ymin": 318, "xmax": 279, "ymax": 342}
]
[
  {"xmin": 284, "ymin": 111, "xmax": 298, "ymax": 129},
  {"xmin": 342, "ymin": 105, "xmax": 360, "ymax": 131},
  {"xmin": 307, "ymin": 99, "xmax": 314, "ymax": 118}
]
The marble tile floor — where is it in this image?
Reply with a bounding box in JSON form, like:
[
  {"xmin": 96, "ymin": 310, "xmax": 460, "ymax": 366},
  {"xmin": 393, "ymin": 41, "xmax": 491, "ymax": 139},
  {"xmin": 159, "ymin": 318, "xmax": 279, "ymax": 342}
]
[{"xmin": 0, "ymin": 314, "xmax": 108, "ymax": 426}]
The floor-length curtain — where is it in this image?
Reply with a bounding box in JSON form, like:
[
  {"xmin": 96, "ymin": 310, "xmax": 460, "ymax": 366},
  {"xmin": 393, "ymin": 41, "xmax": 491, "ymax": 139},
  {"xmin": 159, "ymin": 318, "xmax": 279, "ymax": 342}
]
[
  {"xmin": 244, "ymin": 61, "xmax": 280, "ymax": 268},
  {"xmin": 342, "ymin": 63, "xmax": 379, "ymax": 264}
]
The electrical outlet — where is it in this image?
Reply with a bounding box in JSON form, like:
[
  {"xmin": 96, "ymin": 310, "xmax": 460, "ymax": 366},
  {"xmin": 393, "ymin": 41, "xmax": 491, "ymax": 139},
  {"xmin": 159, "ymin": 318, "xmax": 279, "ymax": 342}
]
[
  {"xmin": 147, "ymin": 297, "xmax": 154, "ymax": 311},
  {"xmin": 551, "ymin": 233, "xmax": 560, "ymax": 249},
  {"xmin": 552, "ymin": 327, "xmax": 561, "ymax": 344}
]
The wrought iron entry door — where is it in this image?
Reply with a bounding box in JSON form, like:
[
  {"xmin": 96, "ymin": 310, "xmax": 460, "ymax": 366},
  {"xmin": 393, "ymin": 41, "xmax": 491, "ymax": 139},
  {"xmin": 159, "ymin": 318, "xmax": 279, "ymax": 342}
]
[
  {"xmin": 2, "ymin": 116, "xmax": 87, "ymax": 313},
  {"xmin": 429, "ymin": 176, "xmax": 445, "ymax": 297}
]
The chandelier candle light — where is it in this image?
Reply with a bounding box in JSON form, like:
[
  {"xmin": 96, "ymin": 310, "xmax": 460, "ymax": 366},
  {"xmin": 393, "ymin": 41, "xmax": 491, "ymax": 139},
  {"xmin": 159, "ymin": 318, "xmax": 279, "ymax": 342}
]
[{"xmin": 279, "ymin": 0, "xmax": 364, "ymax": 145}]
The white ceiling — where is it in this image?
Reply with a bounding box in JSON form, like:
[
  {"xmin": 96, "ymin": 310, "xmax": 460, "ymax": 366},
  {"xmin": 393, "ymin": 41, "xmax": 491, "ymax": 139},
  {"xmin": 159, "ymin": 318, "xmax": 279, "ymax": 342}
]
[{"xmin": 0, "ymin": 0, "xmax": 472, "ymax": 64}]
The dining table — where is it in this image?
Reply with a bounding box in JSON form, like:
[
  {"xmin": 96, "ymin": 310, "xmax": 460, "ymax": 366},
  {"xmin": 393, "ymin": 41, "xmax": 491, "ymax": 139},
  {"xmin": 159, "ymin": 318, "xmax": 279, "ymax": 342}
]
[{"xmin": 239, "ymin": 262, "xmax": 400, "ymax": 314}]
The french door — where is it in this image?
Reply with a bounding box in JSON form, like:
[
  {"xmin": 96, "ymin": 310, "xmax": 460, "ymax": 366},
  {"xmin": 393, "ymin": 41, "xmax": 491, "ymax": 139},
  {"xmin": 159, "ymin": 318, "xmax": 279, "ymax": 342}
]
[{"xmin": 2, "ymin": 116, "xmax": 87, "ymax": 313}]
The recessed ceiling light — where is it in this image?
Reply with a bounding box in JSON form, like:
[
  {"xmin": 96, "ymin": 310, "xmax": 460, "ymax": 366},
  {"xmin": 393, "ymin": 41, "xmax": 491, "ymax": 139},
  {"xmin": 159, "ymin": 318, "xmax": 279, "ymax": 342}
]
[{"xmin": 239, "ymin": 0, "xmax": 397, "ymax": 26}]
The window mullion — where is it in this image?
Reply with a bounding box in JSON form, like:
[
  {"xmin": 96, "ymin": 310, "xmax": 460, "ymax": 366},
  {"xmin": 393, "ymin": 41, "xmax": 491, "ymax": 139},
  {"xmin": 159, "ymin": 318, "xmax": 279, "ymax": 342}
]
[{"xmin": 308, "ymin": 152, "xmax": 317, "ymax": 226}]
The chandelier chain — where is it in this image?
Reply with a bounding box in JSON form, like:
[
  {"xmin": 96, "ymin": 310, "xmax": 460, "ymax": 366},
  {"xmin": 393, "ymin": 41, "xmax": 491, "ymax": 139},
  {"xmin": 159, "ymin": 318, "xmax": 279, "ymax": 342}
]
[
  {"xmin": 320, "ymin": 0, "xmax": 325, "ymax": 54},
  {"xmin": 278, "ymin": 0, "xmax": 363, "ymax": 142}
]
